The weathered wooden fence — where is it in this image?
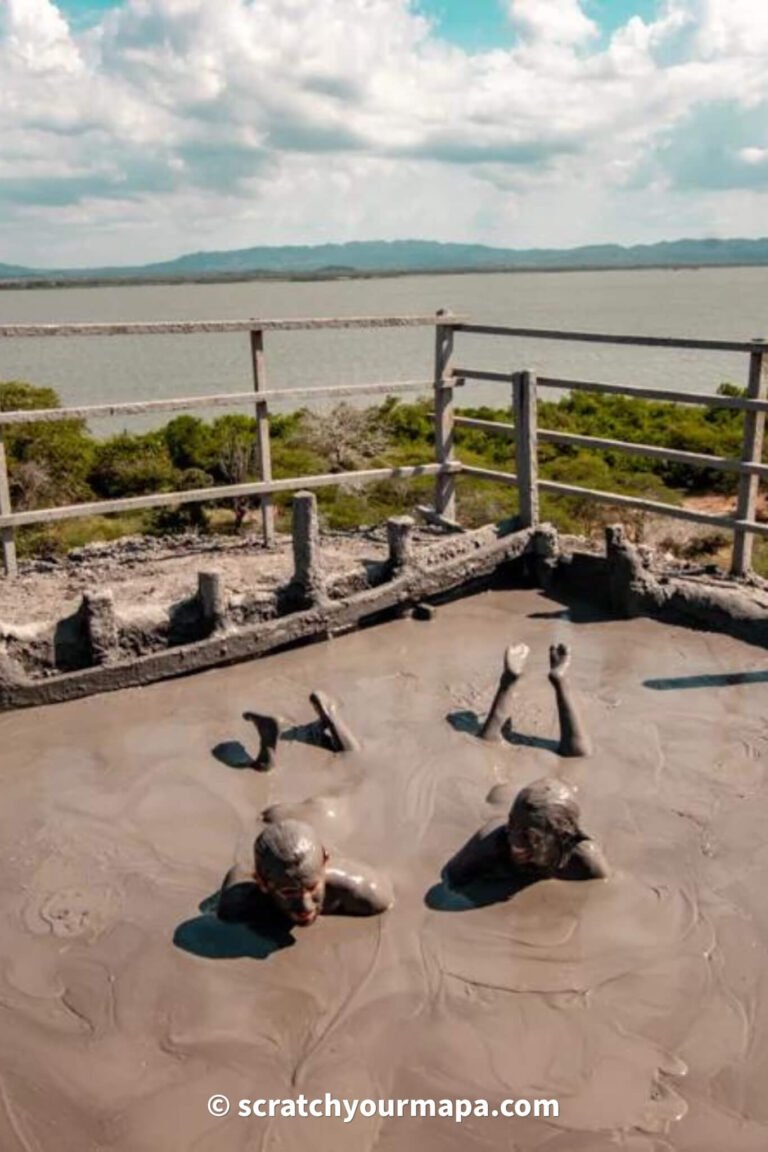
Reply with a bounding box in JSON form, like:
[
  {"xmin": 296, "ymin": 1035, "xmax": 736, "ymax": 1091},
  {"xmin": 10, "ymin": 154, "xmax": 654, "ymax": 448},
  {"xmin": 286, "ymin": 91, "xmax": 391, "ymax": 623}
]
[
  {"xmin": 0, "ymin": 312, "xmax": 766, "ymax": 580},
  {"xmin": 451, "ymin": 322, "xmax": 768, "ymax": 576}
]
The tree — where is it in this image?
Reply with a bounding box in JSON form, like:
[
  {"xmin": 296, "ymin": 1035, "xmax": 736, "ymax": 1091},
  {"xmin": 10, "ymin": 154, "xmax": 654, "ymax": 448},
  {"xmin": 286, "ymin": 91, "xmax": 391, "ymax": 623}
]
[
  {"xmin": 292, "ymin": 403, "xmax": 390, "ymax": 472},
  {"xmin": 0, "ymin": 381, "xmax": 95, "ymax": 508},
  {"xmin": 210, "ymin": 415, "xmax": 261, "ymax": 533}
]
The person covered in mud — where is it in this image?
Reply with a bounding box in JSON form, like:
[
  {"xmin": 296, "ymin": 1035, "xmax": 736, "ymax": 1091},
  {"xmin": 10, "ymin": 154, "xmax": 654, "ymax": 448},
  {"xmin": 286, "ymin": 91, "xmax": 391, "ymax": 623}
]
[
  {"xmin": 480, "ymin": 641, "xmax": 592, "ymax": 758},
  {"xmin": 217, "ymin": 818, "xmax": 394, "ymax": 928},
  {"xmin": 445, "ymin": 776, "xmax": 609, "ymax": 890},
  {"xmin": 243, "ymin": 689, "xmax": 360, "ymax": 770}
]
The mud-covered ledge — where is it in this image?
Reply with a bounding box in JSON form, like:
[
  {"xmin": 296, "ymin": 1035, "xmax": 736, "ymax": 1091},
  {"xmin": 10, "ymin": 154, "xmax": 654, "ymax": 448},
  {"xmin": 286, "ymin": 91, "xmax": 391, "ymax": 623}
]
[
  {"xmin": 543, "ymin": 523, "xmax": 768, "ymax": 649},
  {"xmin": 4, "ymin": 503, "xmax": 768, "ymax": 709},
  {"xmin": 0, "ymin": 504, "xmax": 536, "ymax": 709}
]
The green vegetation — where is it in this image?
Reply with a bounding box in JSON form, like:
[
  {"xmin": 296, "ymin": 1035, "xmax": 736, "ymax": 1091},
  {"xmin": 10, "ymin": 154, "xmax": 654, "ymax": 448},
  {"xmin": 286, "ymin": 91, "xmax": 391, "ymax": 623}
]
[{"xmin": 1, "ymin": 378, "xmax": 763, "ymax": 573}]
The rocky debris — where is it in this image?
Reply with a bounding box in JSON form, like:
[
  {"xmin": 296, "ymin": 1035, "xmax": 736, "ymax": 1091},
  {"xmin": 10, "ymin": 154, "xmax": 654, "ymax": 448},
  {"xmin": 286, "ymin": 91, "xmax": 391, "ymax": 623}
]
[
  {"xmin": 0, "ymin": 525, "xmax": 444, "ymax": 629},
  {"xmin": 0, "ymin": 521, "xmax": 537, "ymax": 709},
  {"xmin": 4, "ymin": 514, "xmax": 768, "ymax": 709}
]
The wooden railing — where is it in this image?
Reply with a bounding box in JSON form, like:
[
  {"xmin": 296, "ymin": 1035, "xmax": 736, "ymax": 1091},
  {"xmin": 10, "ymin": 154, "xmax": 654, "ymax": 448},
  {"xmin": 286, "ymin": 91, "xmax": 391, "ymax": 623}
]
[
  {"xmin": 453, "ymin": 323, "xmax": 768, "ymax": 577},
  {"xmin": 0, "ymin": 313, "xmax": 464, "ymax": 578},
  {"xmin": 0, "ymin": 313, "xmax": 766, "ymax": 580}
]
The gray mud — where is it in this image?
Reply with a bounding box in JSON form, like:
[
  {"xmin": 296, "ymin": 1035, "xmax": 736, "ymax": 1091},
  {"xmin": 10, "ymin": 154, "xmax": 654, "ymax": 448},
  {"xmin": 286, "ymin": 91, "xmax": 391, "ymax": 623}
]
[{"xmin": 1, "ymin": 588, "xmax": 767, "ymax": 1149}]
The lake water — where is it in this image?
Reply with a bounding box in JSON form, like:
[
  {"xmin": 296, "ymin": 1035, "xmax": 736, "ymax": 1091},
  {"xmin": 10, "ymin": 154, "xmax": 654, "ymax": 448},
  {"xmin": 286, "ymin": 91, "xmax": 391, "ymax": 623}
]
[{"xmin": 0, "ymin": 267, "xmax": 765, "ymax": 432}]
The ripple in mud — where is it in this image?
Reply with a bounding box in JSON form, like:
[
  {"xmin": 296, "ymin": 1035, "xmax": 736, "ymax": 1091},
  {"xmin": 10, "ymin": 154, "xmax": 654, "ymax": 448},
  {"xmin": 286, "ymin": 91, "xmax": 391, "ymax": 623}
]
[{"xmin": 24, "ymin": 886, "xmax": 119, "ymax": 940}]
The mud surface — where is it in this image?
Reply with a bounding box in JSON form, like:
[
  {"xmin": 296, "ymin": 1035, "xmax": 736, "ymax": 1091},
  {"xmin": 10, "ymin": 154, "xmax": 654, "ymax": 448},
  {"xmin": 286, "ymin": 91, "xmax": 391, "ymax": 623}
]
[{"xmin": 1, "ymin": 588, "xmax": 767, "ymax": 1150}]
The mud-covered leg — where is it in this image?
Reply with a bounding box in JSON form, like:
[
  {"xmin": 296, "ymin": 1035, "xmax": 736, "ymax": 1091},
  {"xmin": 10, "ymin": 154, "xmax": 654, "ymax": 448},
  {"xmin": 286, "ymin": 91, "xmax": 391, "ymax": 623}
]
[
  {"xmin": 479, "ymin": 643, "xmax": 529, "ymax": 742},
  {"xmin": 243, "ymin": 711, "xmax": 283, "ymax": 771},
  {"xmin": 548, "ymin": 643, "xmax": 592, "ymax": 758},
  {"xmin": 309, "ymin": 690, "xmax": 361, "ymax": 753}
]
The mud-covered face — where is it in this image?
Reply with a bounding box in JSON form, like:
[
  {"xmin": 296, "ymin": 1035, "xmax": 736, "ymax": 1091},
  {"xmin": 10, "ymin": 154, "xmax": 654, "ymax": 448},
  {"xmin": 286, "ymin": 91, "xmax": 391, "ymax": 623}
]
[
  {"xmin": 506, "ymin": 816, "xmax": 561, "ymax": 871},
  {"xmin": 258, "ymin": 868, "xmax": 326, "ymax": 926}
]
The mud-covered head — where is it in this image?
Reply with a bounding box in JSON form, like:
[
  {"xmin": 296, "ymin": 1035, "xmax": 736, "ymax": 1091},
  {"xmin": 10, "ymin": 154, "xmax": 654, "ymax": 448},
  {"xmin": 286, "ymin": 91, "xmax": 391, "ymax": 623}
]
[
  {"xmin": 254, "ymin": 820, "xmax": 328, "ymax": 926},
  {"xmin": 506, "ymin": 777, "xmax": 586, "ymax": 872}
]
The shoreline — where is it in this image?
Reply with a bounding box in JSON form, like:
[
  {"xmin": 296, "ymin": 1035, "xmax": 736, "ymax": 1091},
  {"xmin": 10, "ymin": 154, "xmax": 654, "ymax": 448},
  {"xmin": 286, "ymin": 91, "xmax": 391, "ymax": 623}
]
[{"xmin": 2, "ymin": 261, "xmax": 768, "ymax": 291}]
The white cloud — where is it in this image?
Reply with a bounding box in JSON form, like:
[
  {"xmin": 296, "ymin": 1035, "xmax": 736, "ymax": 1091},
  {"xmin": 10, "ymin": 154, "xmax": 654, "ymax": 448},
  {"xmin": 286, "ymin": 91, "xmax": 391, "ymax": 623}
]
[
  {"xmin": 507, "ymin": 0, "xmax": 598, "ymax": 46},
  {"xmin": 694, "ymin": 0, "xmax": 768, "ymax": 57},
  {"xmin": 1, "ymin": 0, "xmax": 82, "ymax": 72},
  {"xmin": 2, "ymin": 0, "xmax": 768, "ymax": 266},
  {"xmin": 740, "ymin": 147, "xmax": 768, "ymax": 166}
]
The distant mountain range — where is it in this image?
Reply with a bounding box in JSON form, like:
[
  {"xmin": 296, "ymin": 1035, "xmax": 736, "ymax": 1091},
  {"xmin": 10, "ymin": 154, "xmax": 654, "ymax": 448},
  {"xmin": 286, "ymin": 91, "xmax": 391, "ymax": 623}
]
[{"xmin": 4, "ymin": 237, "xmax": 768, "ymax": 284}]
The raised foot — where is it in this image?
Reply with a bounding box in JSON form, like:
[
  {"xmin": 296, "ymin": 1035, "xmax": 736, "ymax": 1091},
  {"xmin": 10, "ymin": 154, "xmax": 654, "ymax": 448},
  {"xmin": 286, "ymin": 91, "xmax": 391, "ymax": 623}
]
[
  {"xmin": 242, "ymin": 711, "xmax": 284, "ymax": 770},
  {"xmin": 309, "ymin": 689, "xmax": 360, "ymax": 752},
  {"xmin": 548, "ymin": 643, "xmax": 571, "ymax": 683},
  {"xmin": 243, "ymin": 711, "xmax": 284, "ymax": 743},
  {"xmin": 309, "ymin": 690, "xmax": 337, "ymax": 724},
  {"xmin": 502, "ymin": 643, "xmax": 530, "ymax": 684}
]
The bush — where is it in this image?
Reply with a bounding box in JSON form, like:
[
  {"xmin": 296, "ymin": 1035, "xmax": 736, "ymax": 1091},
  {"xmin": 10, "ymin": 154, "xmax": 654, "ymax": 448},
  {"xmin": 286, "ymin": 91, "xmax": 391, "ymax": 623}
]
[
  {"xmin": 90, "ymin": 431, "xmax": 176, "ymax": 498},
  {"xmin": 2, "ymin": 378, "xmax": 754, "ymax": 557},
  {"xmin": 0, "ymin": 381, "xmax": 95, "ymax": 508},
  {"xmin": 145, "ymin": 468, "xmax": 214, "ymax": 535},
  {"xmin": 163, "ymin": 415, "xmax": 215, "ymax": 471}
]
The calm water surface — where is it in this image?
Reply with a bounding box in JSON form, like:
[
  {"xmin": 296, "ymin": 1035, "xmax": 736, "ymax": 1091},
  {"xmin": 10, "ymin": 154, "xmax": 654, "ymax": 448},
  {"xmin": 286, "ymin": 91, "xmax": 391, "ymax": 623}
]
[{"xmin": 0, "ymin": 268, "xmax": 765, "ymax": 432}]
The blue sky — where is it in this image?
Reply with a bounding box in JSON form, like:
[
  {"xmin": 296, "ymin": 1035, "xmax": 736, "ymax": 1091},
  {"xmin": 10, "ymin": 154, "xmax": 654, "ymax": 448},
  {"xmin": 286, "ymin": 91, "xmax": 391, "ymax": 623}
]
[
  {"xmin": 61, "ymin": 0, "xmax": 662, "ymax": 43},
  {"xmin": 3, "ymin": 1, "xmax": 768, "ymax": 267},
  {"xmin": 412, "ymin": 1, "xmax": 661, "ymax": 51},
  {"xmin": 56, "ymin": 0, "xmax": 120, "ymax": 29}
]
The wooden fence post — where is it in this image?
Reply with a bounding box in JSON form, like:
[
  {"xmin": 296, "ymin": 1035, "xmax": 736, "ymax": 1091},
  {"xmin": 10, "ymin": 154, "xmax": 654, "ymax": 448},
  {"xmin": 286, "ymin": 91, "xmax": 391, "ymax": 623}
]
[
  {"xmin": 731, "ymin": 341, "xmax": 767, "ymax": 576},
  {"xmin": 433, "ymin": 309, "xmax": 456, "ymax": 522},
  {"xmin": 0, "ymin": 431, "xmax": 17, "ymax": 578},
  {"xmin": 250, "ymin": 329, "xmax": 276, "ymax": 547},
  {"xmin": 512, "ymin": 369, "xmax": 539, "ymax": 528}
]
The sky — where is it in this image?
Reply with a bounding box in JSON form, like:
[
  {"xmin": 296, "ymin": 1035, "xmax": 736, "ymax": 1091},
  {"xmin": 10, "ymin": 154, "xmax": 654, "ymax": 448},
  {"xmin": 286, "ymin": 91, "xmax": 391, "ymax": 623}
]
[{"xmin": 2, "ymin": 0, "xmax": 768, "ymax": 268}]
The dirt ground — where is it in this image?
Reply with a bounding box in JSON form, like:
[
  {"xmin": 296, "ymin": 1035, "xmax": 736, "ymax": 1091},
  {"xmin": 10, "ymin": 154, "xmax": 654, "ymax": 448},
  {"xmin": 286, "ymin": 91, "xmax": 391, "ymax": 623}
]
[
  {"xmin": 0, "ymin": 527, "xmax": 443, "ymax": 627},
  {"xmin": 1, "ymin": 587, "xmax": 767, "ymax": 1150}
]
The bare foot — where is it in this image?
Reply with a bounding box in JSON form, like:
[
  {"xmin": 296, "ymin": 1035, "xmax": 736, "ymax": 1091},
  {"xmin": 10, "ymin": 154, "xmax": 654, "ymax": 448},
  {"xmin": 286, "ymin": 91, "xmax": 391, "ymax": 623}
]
[
  {"xmin": 309, "ymin": 690, "xmax": 336, "ymax": 723},
  {"xmin": 548, "ymin": 643, "xmax": 571, "ymax": 684},
  {"xmin": 500, "ymin": 643, "xmax": 530, "ymax": 688},
  {"xmin": 243, "ymin": 711, "xmax": 284, "ymax": 771},
  {"xmin": 479, "ymin": 644, "xmax": 529, "ymax": 742},
  {"xmin": 309, "ymin": 690, "xmax": 360, "ymax": 752}
]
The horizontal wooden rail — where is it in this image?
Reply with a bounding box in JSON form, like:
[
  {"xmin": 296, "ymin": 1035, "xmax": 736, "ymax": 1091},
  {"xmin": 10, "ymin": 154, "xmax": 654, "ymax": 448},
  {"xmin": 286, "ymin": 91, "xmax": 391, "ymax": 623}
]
[
  {"xmin": 0, "ymin": 314, "xmax": 467, "ymax": 339},
  {"xmin": 455, "ymin": 415, "xmax": 768, "ymax": 477},
  {"xmin": 538, "ymin": 375, "xmax": 768, "ymax": 412},
  {"xmin": 0, "ymin": 378, "xmax": 442, "ymax": 427},
  {"xmin": 538, "ymin": 429, "xmax": 768, "ymax": 477},
  {"xmin": 460, "ymin": 463, "xmax": 768, "ymax": 537},
  {"xmin": 454, "ymin": 323, "xmax": 764, "ymax": 355},
  {"xmin": 455, "ymin": 416, "xmax": 514, "ymax": 435},
  {"xmin": 538, "ymin": 478, "xmax": 768, "ymax": 536},
  {"xmin": 460, "ymin": 465, "xmax": 519, "ymax": 486},
  {"xmin": 0, "ymin": 462, "xmax": 461, "ymax": 530},
  {"xmin": 454, "ymin": 367, "xmax": 768, "ymax": 412}
]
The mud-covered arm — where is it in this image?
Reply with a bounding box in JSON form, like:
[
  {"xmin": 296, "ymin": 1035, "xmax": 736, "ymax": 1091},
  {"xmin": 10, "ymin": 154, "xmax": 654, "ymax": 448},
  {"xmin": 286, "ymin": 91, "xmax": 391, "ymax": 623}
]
[
  {"xmin": 444, "ymin": 820, "xmax": 507, "ymax": 887},
  {"xmin": 324, "ymin": 862, "xmax": 394, "ymax": 916},
  {"xmin": 216, "ymin": 863, "xmax": 262, "ymax": 921},
  {"xmin": 566, "ymin": 839, "xmax": 610, "ymax": 880}
]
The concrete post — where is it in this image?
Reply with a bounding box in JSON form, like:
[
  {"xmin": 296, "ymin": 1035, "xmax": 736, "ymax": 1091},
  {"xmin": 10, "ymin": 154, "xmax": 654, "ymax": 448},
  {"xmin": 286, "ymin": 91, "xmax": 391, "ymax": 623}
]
[
  {"xmin": 387, "ymin": 515, "xmax": 416, "ymax": 569},
  {"xmin": 198, "ymin": 571, "xmax": 226, "ymax": 632},
  {"xmin": 292, "ymin": 490, "xmax": 325, "ymax": 603},
  {"xmin": 83, "ymin": 589, "xmax": 118, "ymax": 665}
]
